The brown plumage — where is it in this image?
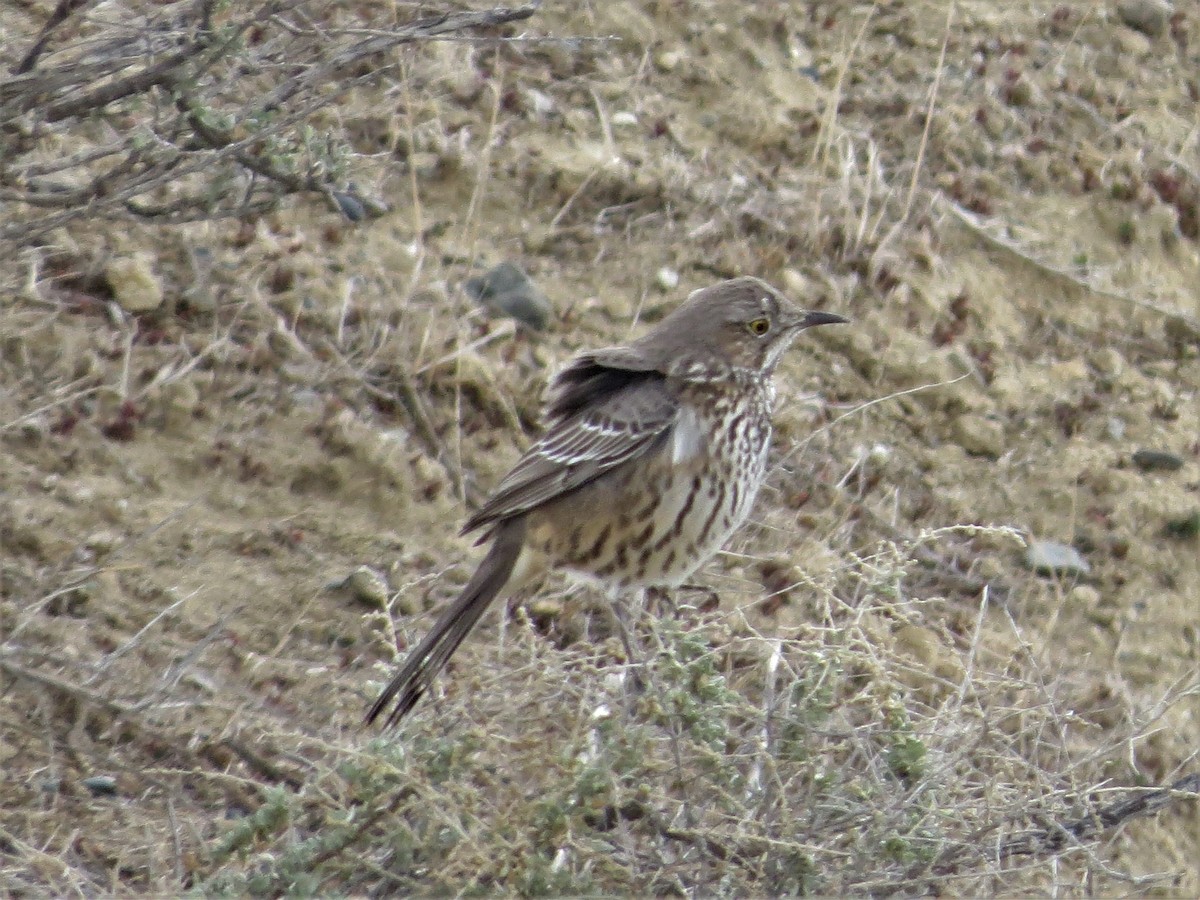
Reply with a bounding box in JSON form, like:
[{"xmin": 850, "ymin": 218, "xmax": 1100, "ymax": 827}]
[{"xmin": 366, "ymin": 276, "xmax": 847, "ymax": 727}]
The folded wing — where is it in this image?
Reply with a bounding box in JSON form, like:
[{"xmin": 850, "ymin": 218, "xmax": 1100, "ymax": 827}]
[{"xmin": 463, "ymin": 353, "xmax": 679, "ymax": 536}]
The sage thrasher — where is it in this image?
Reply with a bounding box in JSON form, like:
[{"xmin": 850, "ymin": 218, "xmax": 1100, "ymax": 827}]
[{"xmin": 367, "ymin": 276, "xmax": 847, "ymax": 727}]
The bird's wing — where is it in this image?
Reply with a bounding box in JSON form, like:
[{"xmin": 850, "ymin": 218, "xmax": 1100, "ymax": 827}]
[
  {"xmin": 462, "ymin": 370, "xmax": 679, "ymax": 536},
  {"xmin": 541, "ymin": 346, "xmax": 659, "ymax": 420}
]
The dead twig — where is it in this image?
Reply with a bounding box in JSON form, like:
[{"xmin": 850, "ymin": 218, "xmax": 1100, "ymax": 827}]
[{"xmin": 0, "ymin": 2, "xmax": 541, "ymax": 246}]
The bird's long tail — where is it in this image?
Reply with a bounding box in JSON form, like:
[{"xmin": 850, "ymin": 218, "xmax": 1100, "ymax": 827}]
[{"xmin": 365, "ymin": 518, "xmax": 526, "ymax": 728}]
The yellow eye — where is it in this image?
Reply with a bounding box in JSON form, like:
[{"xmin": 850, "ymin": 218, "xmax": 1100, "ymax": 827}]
[{"xmin": 747, "ymin": 317, "xmax": 770, "ymax": 336}]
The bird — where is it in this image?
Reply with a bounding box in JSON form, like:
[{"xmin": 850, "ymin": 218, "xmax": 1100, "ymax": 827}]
[{"xmin": 366, "ymin": 276, "xmax": 848, "ymax": 728}]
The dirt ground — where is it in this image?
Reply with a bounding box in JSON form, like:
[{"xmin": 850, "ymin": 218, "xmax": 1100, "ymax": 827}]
[{"xmin": 2, "ymin": 0, "xmax": 1198, "ymax": 895}]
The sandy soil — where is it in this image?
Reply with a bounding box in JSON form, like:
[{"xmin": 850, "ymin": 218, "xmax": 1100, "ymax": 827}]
[{"xmin": 1, "ymin": 0, "xmax": 1197, "ymax": 894}]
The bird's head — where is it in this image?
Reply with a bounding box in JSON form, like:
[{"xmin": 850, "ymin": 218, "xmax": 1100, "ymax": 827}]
[{"xmin": 641, "ymin": 277, "xmax": 848, "ymax": 379}]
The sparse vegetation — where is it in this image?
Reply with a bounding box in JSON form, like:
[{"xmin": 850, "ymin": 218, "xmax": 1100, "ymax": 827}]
[
  {"xmin": 2, "ymin": 1, "xmax": 1198, "ymax": 896},
  {"xmin": 0, "ymin": 0, "xmax": 537, "ymax": 250}
]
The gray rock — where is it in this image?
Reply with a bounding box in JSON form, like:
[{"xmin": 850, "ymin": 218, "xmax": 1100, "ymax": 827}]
[
  {"xmin": 1025, "ymin": 540, "xmax": 1092, "ymax": 576},
  {"xmin": 82, "ymin": 774, "xmax": 118, "ymax": 796},
  {"xmin": 1162, "ymin": 510, "xmax": 1199, "ymax": 540},
  {"xmin": 1117, "ymin": 0, "xmax": 1171, "ymax": 38},
  {"xmin": 331, "ymin": 190, "xmax": 366, "ymax": 222},
  {"xmin": 463, "ymin": 262, "xmax": 552, "ymax": 331},
  {"xmin": 1132, "ymin": 449, "xmax": 1184, "ymax": 472},
  {"xmin": 1165, "ymin": 313, "xmax": 1200, "ymax": 347}
]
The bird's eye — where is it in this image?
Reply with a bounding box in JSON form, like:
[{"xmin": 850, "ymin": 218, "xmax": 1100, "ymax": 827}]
[{"xmin": 747, "ymin": 317, "xmax": 770, "ymax": 336}]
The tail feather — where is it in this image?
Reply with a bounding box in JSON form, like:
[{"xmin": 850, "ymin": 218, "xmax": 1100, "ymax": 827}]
[{"xmin": 365, "ymin": 519, "xmax": 525, "ymax": 728}]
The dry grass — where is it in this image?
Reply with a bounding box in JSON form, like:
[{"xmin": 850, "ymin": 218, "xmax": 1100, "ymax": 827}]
[
  {"xmin": 0, "ymin": 1, "xmax": 537, "ymax": 249},
  {"xmin": 2, "ymin": 522, "xmax": 1194, "ymax": 895}
]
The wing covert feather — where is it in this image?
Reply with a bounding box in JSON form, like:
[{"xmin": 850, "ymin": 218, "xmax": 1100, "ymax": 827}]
[{"xmin": 462, "ymin": 373, "xmax": 678, "ymax": 535}]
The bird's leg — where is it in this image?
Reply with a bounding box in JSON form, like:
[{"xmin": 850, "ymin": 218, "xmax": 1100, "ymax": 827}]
[
  {"xmin": 645, "ymin": 585, "xmax": 676, "ymax": 618},
  {"xmin": 607, "ymin": 587, "xmax": 647, "ymax": 697}
]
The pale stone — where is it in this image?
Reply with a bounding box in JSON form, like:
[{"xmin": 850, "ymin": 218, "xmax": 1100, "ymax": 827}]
[{"xmin": 106, "ymin": 253, "xmax": 163, "ymax": 312}]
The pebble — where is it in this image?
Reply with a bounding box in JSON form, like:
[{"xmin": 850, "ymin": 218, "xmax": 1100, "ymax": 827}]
[
  {"xmin": 1165, "ymin": 313, "xmax": 1200, "ymax": 347},
  {"xmin": 655, "ymin": 49, "xmax": 683, "ymax": 73},
  {"xmin": 654, "ymin": 267, "xmax": 680, "ymax": 291},
  {"xmin": 331, "ymin": 566, "xmax": 390, "ymax": 609},
  {"xmin": 1094, "ymin": 345, "xmax": 1128, "ymax": 381},
  {"xmin": 1001, "ymin": 74, "xmax": 1039, "ymax": 107},
  {"xmin": 1132, "ymin": 449, "xmax": 1184, "ymax": 473},
  {"xmin": 1162, "ymin": 511, "xmax": 1200, "ymax": 540},
  {"xmin": 331, "ymin": 190, "xmax": 366, "ymax": 222},
  {"xmin": 85, "ymin": 531, "xmax": 121, "ymax": 557},
  {"xmin": 463, "ymin": 262, "xmax": 552, "ymax": 331},
  {"xmin": 105, "ymin": 253, "xmax": 163, "ymax": 312},
  {"xmin": 1025, "ymin": 540, "xmax": 1092, "ymax": 576},
  {"xmin": 952, "ymin": 414, "xmax": 1005, "ymax": 457},
  {"xmin": 331, "ymin": 184, "xmax": 388, "ymax": 221},
  {"xmin": 525, "ymin": 88, "xmax": 556, "ymax": 117},
  {"xmin": 82, "ymin": 774, "xmax": 118, "ymax": 796},
  {"xmin": 1116, "ymin": 0, "xmax": 1172, "ymax": 38}
]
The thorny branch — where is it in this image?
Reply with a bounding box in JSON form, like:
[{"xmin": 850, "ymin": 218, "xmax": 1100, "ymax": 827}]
[{"xmin": 0, "ymin": 2, "xmax": 540, "ymax": 247}]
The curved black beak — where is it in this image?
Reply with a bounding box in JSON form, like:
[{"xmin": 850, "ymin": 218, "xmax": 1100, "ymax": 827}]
[{"xmin": 800, "ymin": 309, "xmax": 849, "ymax": 329}]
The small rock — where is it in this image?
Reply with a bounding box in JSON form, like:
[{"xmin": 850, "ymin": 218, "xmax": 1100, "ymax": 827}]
[
  {"xmin": 654, "ymin": 49, "xmax": 683, "ymax": 72},
  {"xmin": 82, "ymin": 774, "xmax": 118, "ymax": 796},
  {"xmin": 1164, "ymin": 313, "xmax": 1200, "ymax": 347},
  {"xmin": 1001, "ymin": 74, "xmax": 1040, "ymax": 107},
  {"xmin": 1067, "ymin": 584, "xmax": 1101, "ymax": 610},
  {"xmin": 867, "ymin": 442, "xmax": 893, "ymax": 465},
  {"xmin": 952, "ymin": 414, "xmax": 1005, "ymax": 457},
  {"xmin": 525, "ymin": 88, "xmax": 556, "ymax": 117},
  {"xmin": 463, "ymin": 262, "xmax": 552, "ymax": 331},
  {"xmin": 611, "ymin": 111, "xmax": 638, "ymax": 127},
  {"xmin": 332, "ymin": 565, "xmax": 390, "ymax": 609},
  {"xmin": 1132, "ymin": 449, "xmax": 1184, "ymax": 472},
  {"xmin": 1089, "ymin": 348, "xmax": 1126, "ymax": 381},
  {"xmin": 1162, "ymin": 510, "xmax": 1200, "ymax": 540},
  {"xmin": 654, "ymin": 267, "xmax": 679, "ymax": 291},
  {"xmin": 1117, "ymin": 0, "xmax": 1171, "ymax": 38},
  {"xmin": 1025, "ymin": 540, "xmax": 1091, "ymax": 576},
  {"xmin": 331, "ymin": 190, "xmax": 366, "ymax": 222},
  {"xmin": 84, "ymin": 531, "xmax": 122, "ymax": 558},
  {"xmin": 105, "ymin": 253, "xmax": 163, "ymax": 312}
]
